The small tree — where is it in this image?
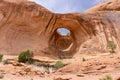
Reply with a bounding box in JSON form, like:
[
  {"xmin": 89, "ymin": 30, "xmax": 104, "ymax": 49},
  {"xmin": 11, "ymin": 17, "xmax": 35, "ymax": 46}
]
[
  {"xmin": 0, "ymin": 54, "xmax": 3, "ymax": 62},
  {"xmin": 107, "ymin": 40, "xmax": 116, "ymax": 53},
  {"xmin": 18, "ymin": 50, "xmax": 34, "ymax": 64},
  {"xmin": 54, "ymin": 61, "xmax": 64, "ymax": 69}
]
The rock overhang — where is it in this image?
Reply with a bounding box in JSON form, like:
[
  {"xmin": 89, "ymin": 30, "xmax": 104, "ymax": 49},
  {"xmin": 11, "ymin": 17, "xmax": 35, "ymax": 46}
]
[{"xmin": 0, "ymin": 0, "xmax": 120, "ymax": 59}]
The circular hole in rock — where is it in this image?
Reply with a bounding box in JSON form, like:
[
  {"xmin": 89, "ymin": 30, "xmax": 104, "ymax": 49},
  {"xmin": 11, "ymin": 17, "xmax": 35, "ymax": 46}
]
[{"xmin": 57, "ymin": 28, "xmax": 71, "ymax": 36}]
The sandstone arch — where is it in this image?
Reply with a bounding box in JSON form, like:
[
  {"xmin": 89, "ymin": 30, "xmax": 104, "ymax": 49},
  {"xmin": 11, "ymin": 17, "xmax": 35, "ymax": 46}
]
[{"xmin": 0, "ymin": 0, "xmax": 120, "ymax": 58}]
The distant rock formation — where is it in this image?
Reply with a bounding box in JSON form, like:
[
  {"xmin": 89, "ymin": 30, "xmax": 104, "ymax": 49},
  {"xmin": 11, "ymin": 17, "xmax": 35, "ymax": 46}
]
[{"xmin": 0, "ymin": 0, "xmax": 120, "ymax": 58}]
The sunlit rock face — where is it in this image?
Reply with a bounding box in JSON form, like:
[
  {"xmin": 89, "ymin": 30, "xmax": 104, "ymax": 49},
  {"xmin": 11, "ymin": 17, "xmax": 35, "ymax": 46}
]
[{"xmin": 0, "ymin": 0, "xmax": 120, "ymax": 59}]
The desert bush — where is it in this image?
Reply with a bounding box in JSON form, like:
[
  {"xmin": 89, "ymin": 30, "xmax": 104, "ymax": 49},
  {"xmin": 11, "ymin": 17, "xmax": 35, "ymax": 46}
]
[
  {"xmin": 3, "ymin": 59, "xmax": 9, "ymax": 65},
  {"xmin": 18, "ymin": 50, "xmax": 34, "ymax": 64},
  {"xmin": 0, "ymin": 74, "xmax": 4, "ymax": 79},
  {"xmin": 107, "ymin": 40, "xmax": 116, "ymax": 53},
  {"xmin": 54, "ymin": 61, "xmax": 64, "ymax": 69},
  {"xmin": 99, "ymin": 75, "xmax": 112, "ymax": 80},
  {"xmin": 82, "ymin": 57, "xmax": 86, "ymax": 62},
  {"xmin": 0, "ymin": 54, "xmax": 3, "ymax": 62}
]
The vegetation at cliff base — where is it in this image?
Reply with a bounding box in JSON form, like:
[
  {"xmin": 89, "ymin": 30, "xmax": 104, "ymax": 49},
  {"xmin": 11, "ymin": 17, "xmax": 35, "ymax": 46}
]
[
  {"xmin": 82, "ymin": 57, "xmax": 87, "ymax": 62},
  {"xmin": 0, "ymin": 54, "xmax": 3, "ymax": 62},
  {"xmin": 54, "ymin": 61, "xmax": 64, "ymax": 69},
  {"xmin": 99, "ymin": 75, "xmax": 112, "ymax": 80},
  {"xmin": 18, "ymin": 50, "xmax": 34, "ymax": 64},
  {"xmin": 107, "ymin": 40, "xmax": 116, "ymax": 54},
  {"xmin": 0, "ymin": 74, "xmax": 4, "ymax": 79}
]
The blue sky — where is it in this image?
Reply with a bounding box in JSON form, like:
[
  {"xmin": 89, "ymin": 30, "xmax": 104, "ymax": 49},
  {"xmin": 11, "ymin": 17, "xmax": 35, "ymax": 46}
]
[{"xmin": 29, "ymin": 0, "xmax": 105, "ymax": 13}]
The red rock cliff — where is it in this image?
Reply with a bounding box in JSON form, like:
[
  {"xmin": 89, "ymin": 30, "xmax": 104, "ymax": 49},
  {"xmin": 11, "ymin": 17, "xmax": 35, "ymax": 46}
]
[{"xmin": 0, "ymin": 0, "xmax": 120, "ymax": 58}]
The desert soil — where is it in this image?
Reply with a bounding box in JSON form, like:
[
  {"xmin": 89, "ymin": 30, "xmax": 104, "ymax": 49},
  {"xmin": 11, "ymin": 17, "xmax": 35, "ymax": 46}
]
[{"xmin": 0, "ymin": 53, "xmax": 120, "ymax": 80}]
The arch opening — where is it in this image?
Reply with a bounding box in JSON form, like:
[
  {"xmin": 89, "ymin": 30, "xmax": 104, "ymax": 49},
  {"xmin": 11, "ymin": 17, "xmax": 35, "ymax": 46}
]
[
  {"xmin": 57, "ymin": 28, "xmax": 71, "ymax": 36},
  {"xmin": 55, "ymin": 28, "xmax": 73, "ymax": 51}
]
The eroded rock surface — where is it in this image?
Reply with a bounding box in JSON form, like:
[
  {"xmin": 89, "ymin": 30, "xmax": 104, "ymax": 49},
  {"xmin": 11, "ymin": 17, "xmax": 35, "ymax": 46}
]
[{"xmin": 0, "ymin": 0, "xmax": 120, "ymax": 59}]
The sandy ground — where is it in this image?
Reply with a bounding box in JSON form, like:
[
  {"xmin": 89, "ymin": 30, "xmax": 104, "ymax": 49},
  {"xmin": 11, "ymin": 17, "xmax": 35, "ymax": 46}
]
[{"xmin": 0, "ymin": 53, "xmax": 120, "ymax": 80}]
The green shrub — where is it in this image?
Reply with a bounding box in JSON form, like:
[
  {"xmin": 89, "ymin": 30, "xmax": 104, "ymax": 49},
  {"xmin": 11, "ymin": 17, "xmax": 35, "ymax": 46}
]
[
  {"xmin": 99, "ymin": 75, "xmax": 112, "ymax": 80},
  {"xmin": 3, "ymin": 59, "xmax": 9, "ymax": 65},
  {"xmin": 82, "ymin": 57, "xmax": 86, "ymax": 62},
  {"xmin": 54, "ymin": 61, "xmax": 64, "ymax": 69},
  {"xmin": 18, "ymin": 50, "xmax": 34, "ymax": 64},
  {"xmin": 107, "ymin": 40, "xmax": 116, "ymax": 53},
  {"xmin": 0, "ymin": 74, "xmax": 4, "ymax": 79},
  {"xmin": 0, "ymin": 54, "xmax": 3, "ymax": 62}
]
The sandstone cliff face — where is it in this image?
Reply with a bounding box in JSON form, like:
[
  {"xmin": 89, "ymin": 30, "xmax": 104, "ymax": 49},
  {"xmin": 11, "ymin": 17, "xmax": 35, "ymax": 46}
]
[
  {"xmin": 0, "ymin": 0, "xmax": 120, "ymax": 58},
  {"xmin": 80, "ymin": 0, "xmax": 120, "ymax": 55}
]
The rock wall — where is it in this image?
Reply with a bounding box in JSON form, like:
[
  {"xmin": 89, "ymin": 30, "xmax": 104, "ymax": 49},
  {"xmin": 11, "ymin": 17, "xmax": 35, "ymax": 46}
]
[{"xmin": 0, "ymin": 0, "xmax": 120, "ymax": 58}]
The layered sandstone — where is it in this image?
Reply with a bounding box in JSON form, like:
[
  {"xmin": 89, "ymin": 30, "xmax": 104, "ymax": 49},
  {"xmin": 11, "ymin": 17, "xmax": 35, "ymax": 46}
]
[{"xmin": 0, "ymin": 0, "xmax": 120, "ymax": 59}]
